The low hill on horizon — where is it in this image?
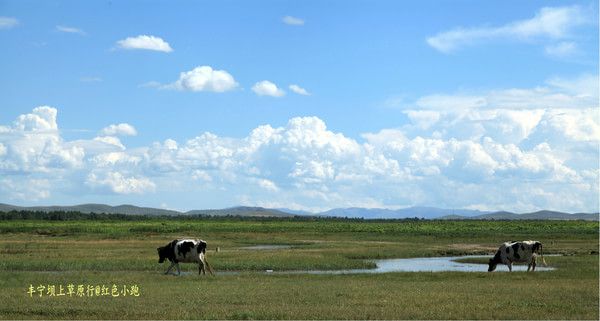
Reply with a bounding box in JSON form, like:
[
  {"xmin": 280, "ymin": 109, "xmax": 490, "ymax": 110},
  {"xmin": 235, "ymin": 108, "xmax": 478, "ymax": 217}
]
[
  {"xmin": 318, "ymin": 206, "xmax": 490, "ymax": 219},
  {"xmin": 185, "ymin": 206, "xmax": 294, "ymax": 217},
  {"xmin": 0, "ymin": 203, "xmax": 596, "ymax": 220},
  {"xmin": 439, "ymin": 210, "xmax": 598, "ymax": 221},
  {"xmin": 0, "ymin": 203, "xmax": 295, "ymax": 218},
  {"xmin": 0, "ymin": 203, "xmax": 181, "ymax": 216}
]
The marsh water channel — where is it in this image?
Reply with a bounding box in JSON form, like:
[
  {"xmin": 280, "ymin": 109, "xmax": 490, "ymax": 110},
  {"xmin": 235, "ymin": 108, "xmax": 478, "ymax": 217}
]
[{"xmin": 273, "ymin": 255, "xmax": 555, "ymax": 274}]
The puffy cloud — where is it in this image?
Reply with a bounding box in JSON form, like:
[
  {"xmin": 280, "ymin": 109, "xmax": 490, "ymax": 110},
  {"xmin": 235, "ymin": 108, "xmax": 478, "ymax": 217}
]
[
  {"xmin": 1, "ymin": 95, "xmax": 598, "ymax": 212},
  {"xmin": 282, "ymin": 16, "xmax": 305, "ymax": 26},
  {"xmin": 405, "ymin": 110, "xmax": 441, "ymax": 129},
  {"xmin": 0, "ymin": 106, "xmax": 84, "ymax": 173},
  {"xmin": 257, "ymin": 179, "xmax": 279, "ymax": 192},
  {"xmin": 92, "ymin": 152, "xmax": 141, "ymax": 168},
  {"xmin": 191, "ymin": 170, "xmax": 212, "ymax": 182},
  {"xmin": 93, "ymin": 136, "xmax": 125, "ymax": 150},
  {"xmin": 282, "ymin": 117, "xmax": 360, "ymax": 158},
  {"xmin": 56, "ymin": 25, "xmax": 85, "ymax": 35},
  {"xmin": 116, "ymin": 35, "xmax": 173, "ymax": 52},
  {"xmin": 166, "ymin": 66, "xmax": 238, "ymax": 93},
  {"xmin": 100, "ymin": 123, "xmax": 137, "ymax": 136},
  {"xmin": 427, "ymin": 6, "xmax": 590, "ymax": 53},
  {"xmin": 13, "ymin": 106, "xmax": 58, "ymax": 131},
  {"xmin": 394, "ymin": 75, "xmax": 599, "ymax": 149},
  {"xmin": 252, "ymin": 80, "xmax": 285, "ymax": 97},
  {"xmin": 289, "ymin": 84, "xmax": 311, "ymax": 96},
  {"xmin": 0, "ymin": 17, "xmax": 18, "ymax": 30},
  {"xmin": 544, "ymin": 109, "xmax": 600, "ymax": 142},
  {"xmin": 86, "ymin": 171, "xmax": 155, "ymax": 194}
]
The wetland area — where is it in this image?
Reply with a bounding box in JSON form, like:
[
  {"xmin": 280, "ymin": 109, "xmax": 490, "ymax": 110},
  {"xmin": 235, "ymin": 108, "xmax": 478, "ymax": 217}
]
[{"xmin": 0, "ymin": 218, "xmax": 597, "ymax": 319}]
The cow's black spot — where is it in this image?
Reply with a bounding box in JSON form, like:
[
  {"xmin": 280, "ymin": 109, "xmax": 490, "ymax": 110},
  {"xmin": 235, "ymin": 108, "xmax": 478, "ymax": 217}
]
[
  {"xmin": 511, "ymin": 243, "xmax": 521, "ymax": 252},
  {"xmin": 520, "ymin": 244, "xmax": 525, "ymax": 251},
  {"xmin": 511, "ymin": 243, "xmax": 521, "ymax": 259},
  {"xmin": 505, "ymin": 247, "xmax": 510, "ymax": 254},
  {"xmin": 178, "ymin": 241, "xmax": 195, "ymax": 257},
  {"xmin": 197, "ymin": 241, "xmax": 207, "ymax": 254},
  {"xmin": 493, "ymin": 250, "xmax": 502, "ymax": 262}
]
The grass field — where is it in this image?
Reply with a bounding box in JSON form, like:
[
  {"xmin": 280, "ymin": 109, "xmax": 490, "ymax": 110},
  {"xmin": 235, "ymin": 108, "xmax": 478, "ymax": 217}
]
[{"xmin": 0, "ymin": 218, "xmax": 598, "ymax": 320}]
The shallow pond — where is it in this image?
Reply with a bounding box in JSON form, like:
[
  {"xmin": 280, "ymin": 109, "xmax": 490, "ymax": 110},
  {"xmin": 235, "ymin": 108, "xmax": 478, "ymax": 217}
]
[
  {"xmin": 239, "ymin": 245, "xmax": 293, "ymax": 250},
  {"xmin": 269, "ymin": 255, "xmax": 555, "ymax": 274},
  {"xmin": 173, "ymin": 255, "xmax": 555, "ymax": 276}
]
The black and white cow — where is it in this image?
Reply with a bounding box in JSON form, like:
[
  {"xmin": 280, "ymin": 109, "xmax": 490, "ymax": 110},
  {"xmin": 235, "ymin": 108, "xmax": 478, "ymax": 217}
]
[
  {"xmin": 157, "ymin": 239, "xmax": 214, "ymax": 276},
  {"xmin": 488, "ymin": 240, "xmax": 547, "ymax": 272}
]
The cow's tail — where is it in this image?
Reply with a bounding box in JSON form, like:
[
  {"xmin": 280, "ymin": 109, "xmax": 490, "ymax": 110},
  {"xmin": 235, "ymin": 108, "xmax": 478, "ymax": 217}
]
[
  {"xmin": 204, "ymin": 257, "xmax": 215, "ymax": 276},
  {"xmin": 540, "ymin": 243, "xmax": 547, "ymax": 266}
]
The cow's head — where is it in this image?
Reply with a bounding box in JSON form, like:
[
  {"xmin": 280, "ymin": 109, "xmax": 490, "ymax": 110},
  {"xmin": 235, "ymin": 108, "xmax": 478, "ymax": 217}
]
[
  {"xmin": 157, "ymin": 246, "xmax": 167, "ymax": 263},
  {"xmin": 488, "ymin": 251, "xmax": 501, "ymax": 272}
]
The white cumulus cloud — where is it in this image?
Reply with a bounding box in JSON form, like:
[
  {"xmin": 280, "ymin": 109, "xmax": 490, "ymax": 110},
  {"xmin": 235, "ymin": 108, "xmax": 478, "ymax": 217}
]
[
  {"xmin": 100, "ymin": 123, "xmax": 137, "ymax": 137},
  {"xmin": 165, "ymin": 66, "xmax": 238, "ymax": 93},
  {"xmin": 289, "ymin": 84, "xmax": 311, "ymax": 95},
  {"xmin": 0, "ymin": 106, "xmax": 85, "ymax": 173},
  {"xmin": 93, "ymin": 136, "xmax": 125, "ymax": 150},
  {"xmin": 116, "ymin": 35, "xmax": 173, "ymax": 52},
  {"xmin": 257, "ymin": 179, "xmax": 279, "ymax": 192},
  {"xmin": 86, "ymin": 171, "xmax": 156, "ymax": 194},
  {"xmin": 252, "ymin": 80, "xmax": 285, "ymax": 97},
  {"xmin": 1, "ymin": 83, "xmax": 598, "ymax": 213}
]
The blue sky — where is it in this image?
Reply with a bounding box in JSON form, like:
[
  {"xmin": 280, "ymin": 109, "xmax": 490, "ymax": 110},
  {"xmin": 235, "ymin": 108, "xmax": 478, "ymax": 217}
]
[{"xmin": 1, "ymin": 1, "xmax": 598, "ymax": 212}]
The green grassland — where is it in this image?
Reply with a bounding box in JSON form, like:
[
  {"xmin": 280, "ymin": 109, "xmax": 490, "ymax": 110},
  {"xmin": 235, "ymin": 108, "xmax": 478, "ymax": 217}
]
[{"xmin": 0, "ymin": 218, "xmax": 598, "ymax": 319}]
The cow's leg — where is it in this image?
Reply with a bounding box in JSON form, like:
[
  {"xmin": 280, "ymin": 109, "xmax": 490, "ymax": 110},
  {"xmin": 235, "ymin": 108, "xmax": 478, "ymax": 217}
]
[
  {"xmin": 165, "ymin": 262, "xmax": 175, "ymax": 275},
  {"xmin": 531, "ymin": 260, "xmax": 536, "ymax": 272},
  {"xmin": 507, "ymin": 262, "xmax": 512, "ymax": 272},
  {"xmin": 198, "ymin": 254, "xmax": 206, "ymax": 275},
  {"xmin": 176, "ymin": 263, "xmax": 181, "ymax": 276}
]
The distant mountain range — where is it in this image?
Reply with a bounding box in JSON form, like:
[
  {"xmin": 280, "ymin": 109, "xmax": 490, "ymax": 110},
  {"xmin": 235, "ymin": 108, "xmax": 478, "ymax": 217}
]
[
  {"xmin": 186, "ymin": 206, "xmax": 294, "ymax": 217},
  {"xmin": 438, "ymin": 210, "xmax": 599, "ymax": 221},
  {"xmin": 0, "ymin": 203, "xmax": 293, "ymax": 218},
  {"xmin": 0, "ymin": 203, "xmax": 597, "ymax": 220},
  {"xmin": 0, "ymin": 203, "xmax": 181, "ymax": 216},
  {"xmin": 319, "ymin": 206, "xmax": 490, "ymax": 219}
]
